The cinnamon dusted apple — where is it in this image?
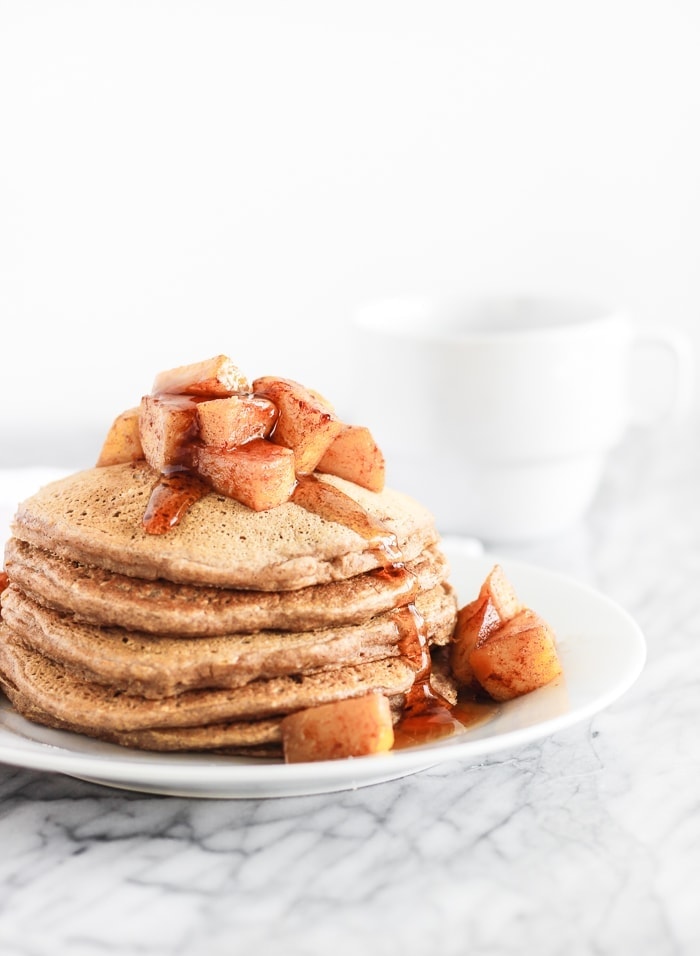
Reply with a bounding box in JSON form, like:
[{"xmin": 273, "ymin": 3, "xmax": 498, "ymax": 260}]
[
  {"xmin": 95, "ymin": 407, "xmax": 143, "ymax": 467},
  {"xmin": 196, "ymin": 394, "xmax": 278, "ymax": 447},
  {"xmin": 280, "ymin": 692, "xmax": 395, "ymax": 763},
  {"xmin": 450, "ymin": 564, "xmax": 522, "ymax": 687},
  {"xmin": 196, "ymin": 439, "xmax": 297, "ymax": 511},
  {"xmin": 139, "ymin": 395, "xmax": 199, "ymax": 472},
  {"xmin": 252, "ymin": 375, "xmax": 345, "ymax": 474},
  {"xmin": 451, "ymin": 564, "xmax": 562, "ymax": 700},
  {"xmin": 151, "ymin": 354, "xmax": 249, "ymax": 397},
  {"xmin": 468, "ymin": 607, "xmax": 562, "ymax": 701},
  {"xmin": 317, "ymin": 425, "xmax": 386, "ymax": 492}
]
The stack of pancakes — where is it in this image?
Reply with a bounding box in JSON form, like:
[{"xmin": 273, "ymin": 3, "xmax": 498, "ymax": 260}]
[{"xmin": 0, "ymin": 461, "xmax": 457, "ymax": 757}]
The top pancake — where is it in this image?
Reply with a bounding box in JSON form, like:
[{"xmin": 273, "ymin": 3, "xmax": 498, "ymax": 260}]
[{"xmin": 10, "ymin": 462, "xmax": 440, "ymax": 590}]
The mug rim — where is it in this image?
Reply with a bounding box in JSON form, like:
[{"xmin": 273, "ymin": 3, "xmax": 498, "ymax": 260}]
[{"xmin": 353, "ymin": 294, "xmax": 627, "ymax": 342}]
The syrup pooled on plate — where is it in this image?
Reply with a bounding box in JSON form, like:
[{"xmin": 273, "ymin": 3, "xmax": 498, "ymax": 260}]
[{"xmin": 389, "ymin": 603, "xmax": 492, "ymax": 749}]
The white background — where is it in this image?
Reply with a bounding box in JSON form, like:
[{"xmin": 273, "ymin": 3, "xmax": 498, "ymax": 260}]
[{"xmin": 1, "ymin": 0, "xmax": 699, "ymax": 467}]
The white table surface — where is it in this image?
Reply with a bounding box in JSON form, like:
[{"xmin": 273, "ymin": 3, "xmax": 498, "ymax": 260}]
[{"xmin": 0, "ymin": 416, "xmax": 698, "ymax": 956}]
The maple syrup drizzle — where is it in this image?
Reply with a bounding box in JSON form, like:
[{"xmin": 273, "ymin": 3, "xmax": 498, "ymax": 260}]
[
  {"xmin": 140, "ymin": 392, "xmax": 209, "ymax": 536},
  {"xmin": 388, "ymin": 603, "xmax": 469, "ymax": 748},
  {"xmin": 0, "ymin": 569, "xmax": 8, "ymax": 621},
  {"xmin": 142, "ymin": 471, "xmax": 209, "ymax": 535},
  {"xmin": 291, "ymin": 474, "xmax": 404, "ymax": 567},
  {"xmin": 371, "ymin": 565, "xmax": 419, "ymax": 605}
]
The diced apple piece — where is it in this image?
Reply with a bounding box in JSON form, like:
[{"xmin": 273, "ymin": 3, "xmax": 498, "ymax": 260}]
[
  {"xmin": 281, "ymin": 692, "xmax": 395, "ymax": 763},
  {"xmin": 316, "ymin": 425, "xmax": 386, "ymax": 492},
  {"xmin": 196, "ymin": 395, "xmax": 278, "ymax": 448},
  {"xmin": 450, "ymin": 597, "xmax": 499, "ymax": 687},
  {"xmin": 450, "ymin": 564, "xmax": 521, "ymax": 686},
  {"xmin": 96, "ymin": 407, "xmax": 144, "ymax": 467},
  {"xmin": 152, "ymin": 355, "xmax": 249, "ymax": 398},
  {"xmin": 196, "ymin": 439, "xmax": 296, "ymax": 511},
  {"xmin": 451, "ymin": 564, "xmax": 561, "ymax": 700},
  {"xmin": 468, "ymin": 608, "xmax": 562, "ymax": 701},
  {"xmin": 475, "ymin": 563, "xmax": 522, "ymax": 622},
  {"xmin": 139, "ymin": 395, "xmax": 198, "ymax": 472},
  {"xmin": 252, "ymin": 376, "xmax": 344, "ymax": 474}
]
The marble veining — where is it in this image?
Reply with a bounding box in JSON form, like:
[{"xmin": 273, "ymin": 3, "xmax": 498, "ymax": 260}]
[{"xmin": 1, "ymin": 414, "xmax": 699, "ymax": 955}]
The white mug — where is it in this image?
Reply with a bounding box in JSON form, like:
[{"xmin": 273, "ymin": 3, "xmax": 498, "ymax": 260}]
[{"xmin": 350, "ymin": 295, "xmax": 694, "ymax": 542}]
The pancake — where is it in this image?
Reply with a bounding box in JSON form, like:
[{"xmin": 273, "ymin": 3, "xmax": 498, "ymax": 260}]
[
  {"xmin": 0, "ymin": 688, "xmax": 286, "ymax": 753},
  {"xmin": 1, "ymin": 583, "xmax": 457, "ymax": 697},
  {"xmin": 4, "ymin": 537, "xmax": 450, "ymax": 636},
  {"xmin": 10, "ymin": 462, "xmax": 439, "ymax": 590},
  {"xmin": 0, "ymin": 416, "xmax": 460, "ymax": 760},
  {"xmin": 0, "ymin": 627, "xmax": 416, "ymax": 732}
]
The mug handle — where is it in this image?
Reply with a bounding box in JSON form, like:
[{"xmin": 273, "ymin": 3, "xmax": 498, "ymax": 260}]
[{"xmin": 629, "ymin": 324, "xmax": 695, "ymax": 426}]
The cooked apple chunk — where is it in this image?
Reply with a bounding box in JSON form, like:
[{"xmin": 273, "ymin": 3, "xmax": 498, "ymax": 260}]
[
  {"xmin": 468, "ymin": 563, "xmax": 522, "ymax": 622},
  {"xmin": 450, "ymin": 599, "xmax": 496, "ymax": 688},
  {"xmin": 316, "ymin": 425, "xmax": 386, "ymax": 492},
  {"xmin": 139, "ymin": 395, "xmax": 198, "ymax": 472},
  {"xmin": 152, "ymin": 354, "xmax": 249, "ymax": 398},
  {"xmin": 96, "ymin": 407, "xmax": 144, "ymax": 467},
  {"xmin": 196, "ymin": 439, "xmax": 296, "ymax": 511},
  {"xmin": 281, "ymin": 692, "xmax": 395, "ymax": 763},
  {"xmin": 252, "ymin": 376, "xmax": 344, "ymax": 474},
  {"xmin": 468, "ymin": 608, "xmax": 562, "ymax": 701},
  {"xmin": 451, "ymin": 564, "xmax": 561, "ymax": 699},
  {"xmin": 451, "ymin": 564, "xmax": 522, "ymax": 687},
  {"xmin": 196, "ymin": 395, "xmax": 278, "ymax": 448}
]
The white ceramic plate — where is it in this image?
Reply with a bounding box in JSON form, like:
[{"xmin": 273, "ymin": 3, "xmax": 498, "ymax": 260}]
[{"xmin": 0, "ymin": 544, "xmax": 645, "ymax": 798}]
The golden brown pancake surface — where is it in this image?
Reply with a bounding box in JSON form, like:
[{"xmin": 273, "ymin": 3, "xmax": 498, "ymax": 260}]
[{"xmin": 10, "ymin": 462, "xmax": 439, "ymax": 590}]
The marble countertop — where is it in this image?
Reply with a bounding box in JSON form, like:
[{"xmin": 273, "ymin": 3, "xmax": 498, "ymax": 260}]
[{"xmin": 0, "ymin": 415, "xmax": 698, "ymax": 956}]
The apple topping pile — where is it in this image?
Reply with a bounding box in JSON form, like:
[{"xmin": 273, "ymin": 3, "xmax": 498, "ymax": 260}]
[{"xmin": 97, "ymin": 354, "xmax": 386, "ymax": 515}]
